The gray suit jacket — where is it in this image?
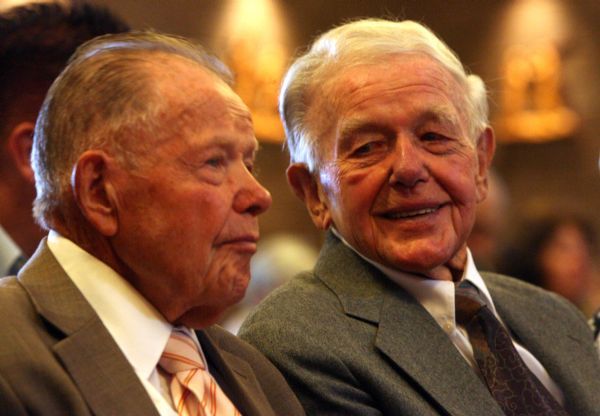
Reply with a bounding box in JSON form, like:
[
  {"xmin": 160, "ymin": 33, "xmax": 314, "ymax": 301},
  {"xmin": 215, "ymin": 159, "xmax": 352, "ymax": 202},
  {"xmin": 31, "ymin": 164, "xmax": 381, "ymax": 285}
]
[
  {"xmin": 240, "ymin": 232, "xmax": 600, "ymax": 415},
  {"xmin": 0, "ymin": 240, "xmax": 304, "ymax": 416}
]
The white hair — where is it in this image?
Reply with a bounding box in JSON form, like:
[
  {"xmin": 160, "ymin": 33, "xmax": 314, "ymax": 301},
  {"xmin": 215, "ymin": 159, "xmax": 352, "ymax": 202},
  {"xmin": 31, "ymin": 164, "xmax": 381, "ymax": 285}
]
[{"xmin": 279, "ymin": 19, "xmax": 489, "ymax": 171}]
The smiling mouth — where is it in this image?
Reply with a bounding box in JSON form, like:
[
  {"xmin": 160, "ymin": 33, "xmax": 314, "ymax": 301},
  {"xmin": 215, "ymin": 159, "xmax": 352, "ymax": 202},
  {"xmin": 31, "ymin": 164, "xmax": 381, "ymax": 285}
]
[{"xmin": 382, "ymin": 205, "xmax": 442, "ymax": 220}]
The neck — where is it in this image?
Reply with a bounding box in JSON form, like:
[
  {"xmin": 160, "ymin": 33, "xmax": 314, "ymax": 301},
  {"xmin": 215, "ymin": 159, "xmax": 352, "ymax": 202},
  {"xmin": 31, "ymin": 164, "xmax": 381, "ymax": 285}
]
[
  {"xmin": 57, "ymin": 223, "xmax": 116, "ymax": 268},
  {"xmin": 422, "ymin": 247, "xmax": 468, "ymax": 282}
]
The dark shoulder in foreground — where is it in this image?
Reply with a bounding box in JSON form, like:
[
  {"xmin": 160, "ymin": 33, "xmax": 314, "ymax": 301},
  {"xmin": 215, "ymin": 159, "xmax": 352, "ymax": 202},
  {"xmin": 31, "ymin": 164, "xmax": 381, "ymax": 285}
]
[{"xmin": 202, "ymin": 325, "xmax": 306, "ymax": 416}]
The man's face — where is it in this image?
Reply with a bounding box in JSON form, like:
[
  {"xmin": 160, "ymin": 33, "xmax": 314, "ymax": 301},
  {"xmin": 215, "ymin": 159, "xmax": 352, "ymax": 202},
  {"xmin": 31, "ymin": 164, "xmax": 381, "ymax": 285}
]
[
  {"xmin": 111, "ymin": 62, "xmax": 272, "ymax": 326},
  {"xmin": 302, "ymin": 54, "xmax": 492, "ymax": 279}
]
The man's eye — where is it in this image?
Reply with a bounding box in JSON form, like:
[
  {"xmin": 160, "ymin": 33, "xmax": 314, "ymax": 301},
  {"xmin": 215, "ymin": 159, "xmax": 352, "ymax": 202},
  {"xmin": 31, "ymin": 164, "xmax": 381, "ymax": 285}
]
[
  {"xmin": 352, "ymin": 141, "xmax": 383, "ymax": 156},
  {"xmin": 206, "ymin": 157, "xmax": 225, "ymax": 168},
  {"xmin": 421, "ymin": 132, "xmax": 448, "ymax": 142}
]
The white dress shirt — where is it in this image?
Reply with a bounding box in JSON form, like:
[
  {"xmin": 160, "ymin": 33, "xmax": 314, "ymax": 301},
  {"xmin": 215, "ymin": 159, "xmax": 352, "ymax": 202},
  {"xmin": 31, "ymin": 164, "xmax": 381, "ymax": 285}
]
[
  {"xmin": 0, "ymin": 225, "xmax": 22, "ymax": 276},
  {"xmin": 47, "ymin": 231, "xmax": 208, "ymax": 416},
  {"xmin": 332, "ymin": 229, "xmax": 564, "ymax": 404}
]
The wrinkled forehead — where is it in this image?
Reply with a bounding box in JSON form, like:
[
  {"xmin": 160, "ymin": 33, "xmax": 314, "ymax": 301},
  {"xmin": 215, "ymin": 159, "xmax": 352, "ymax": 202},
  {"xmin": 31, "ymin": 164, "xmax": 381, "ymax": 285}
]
[
  {"xmin": 153, "ymin": 56, "xmax": 236, "ymax": 104},
  {"xmin": 317, "ymin": 53, "xmax": 464, "ymax": 112},
  {"xmin": 156, "ymin": 58, "xmax": 253, "ymax": 131},
  {"xmin": 205, "ymin": 80, "xmax": 253, "ymax": 126}
]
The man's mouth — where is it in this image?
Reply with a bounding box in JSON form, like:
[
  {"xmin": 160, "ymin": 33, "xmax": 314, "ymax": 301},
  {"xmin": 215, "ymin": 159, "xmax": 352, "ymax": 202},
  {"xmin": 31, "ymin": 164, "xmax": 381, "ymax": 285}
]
[
  {"xmin": 381, "ymin": 205, "xmax": 443, "ymax": 220},
  {"xmin": 217, "ymin": 233, "xmax": 260, "ymax": 253}
]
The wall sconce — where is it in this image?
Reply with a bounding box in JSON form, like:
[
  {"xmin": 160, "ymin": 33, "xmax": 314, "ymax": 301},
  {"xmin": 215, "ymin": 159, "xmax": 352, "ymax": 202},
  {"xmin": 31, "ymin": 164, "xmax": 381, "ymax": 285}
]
[
  {"xmin": 492, "ymin": 0, "xmax": 580, "ymax": 143},
  {"xmin": 215, "ymin": 0, "xmax": 291, "ymax": 143},
  {"xmin": 495, "ymin": 42, "xmax": 579, "ymax": 142}
]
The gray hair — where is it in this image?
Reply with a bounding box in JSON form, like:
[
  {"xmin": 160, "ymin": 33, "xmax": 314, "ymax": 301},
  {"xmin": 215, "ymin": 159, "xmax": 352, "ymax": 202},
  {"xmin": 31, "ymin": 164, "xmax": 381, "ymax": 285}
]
[
  {"xmin": 32, "ymin": 31, "xmax": 232, "ymax": 230},
  {"xmin": 280, "ymin": 19, "xmax": 489, "ymax": 171}
]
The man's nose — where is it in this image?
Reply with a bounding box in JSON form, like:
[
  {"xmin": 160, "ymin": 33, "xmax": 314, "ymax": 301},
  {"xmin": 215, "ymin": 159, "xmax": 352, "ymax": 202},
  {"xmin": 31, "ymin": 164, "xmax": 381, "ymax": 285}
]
[
  {"xmin": 234, "ymin": 166, "xmax": 272, "ymax": 216},
  {"xmin": 388, "ymin": 136, "xmax": 428, "ymax": 188}
]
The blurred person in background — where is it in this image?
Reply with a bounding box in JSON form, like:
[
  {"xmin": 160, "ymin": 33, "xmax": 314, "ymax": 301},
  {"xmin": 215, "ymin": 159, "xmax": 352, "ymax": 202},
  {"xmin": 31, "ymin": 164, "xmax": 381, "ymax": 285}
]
[
  {"xmin": 467, "ymin": 168, "xmax": 511, "ymax": 272},
  {"xmin": 0, "ymin": 1, "xmax": 129, "ymax": 276},
  {"xmin": 503, "ymin": 214, "xmax": 600, "ymax": 316}
]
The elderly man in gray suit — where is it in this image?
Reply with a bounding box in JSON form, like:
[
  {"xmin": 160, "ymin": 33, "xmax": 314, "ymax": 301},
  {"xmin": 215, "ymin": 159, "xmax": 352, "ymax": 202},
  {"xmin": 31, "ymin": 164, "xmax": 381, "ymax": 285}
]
[
  {"xmin": 239, "ymin": 19, "xmax": 600, "ymax": 416},
  {"xmin": 0, "ymin": 32, "xmax": 304, "ymax": 416}
]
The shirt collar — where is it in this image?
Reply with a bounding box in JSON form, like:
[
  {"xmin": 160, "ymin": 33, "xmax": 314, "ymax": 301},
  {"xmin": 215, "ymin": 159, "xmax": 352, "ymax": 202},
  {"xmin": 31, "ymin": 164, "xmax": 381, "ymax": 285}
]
[
  {"xmin": 330, "ymin": 228, "xmax": 498, "ymax": 333},
  {"xmin": 47, "ymin": 231, "xmax": 173, "ymax": 380},
  {"xmin": 0, "ymin": 225, "xmax": 22, "ymax": 276}
]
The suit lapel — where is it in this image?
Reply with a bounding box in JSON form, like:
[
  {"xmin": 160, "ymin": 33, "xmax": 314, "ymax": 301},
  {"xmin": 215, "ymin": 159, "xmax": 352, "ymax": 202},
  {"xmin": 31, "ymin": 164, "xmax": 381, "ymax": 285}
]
[
  {"xmin": 197, "ymin": 329, "xmax": 276, "ymax": 416},
  {"xmin": 19, "ymin": 240, "xmax": 159, "ymax": 416},
  {"xmin": 375, "ymin": 288, "xmax": 504, "ymax": 416},
  {"xmin": 315, "ymin": 232, "xmax": 504, "ymax": 416}
]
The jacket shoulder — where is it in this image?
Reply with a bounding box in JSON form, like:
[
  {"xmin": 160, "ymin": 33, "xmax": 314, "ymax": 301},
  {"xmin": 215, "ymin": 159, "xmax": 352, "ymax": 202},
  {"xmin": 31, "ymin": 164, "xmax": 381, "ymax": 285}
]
[
  {"xmin": 0, "ymin": 276, "xmax": 41, "ymax": 344},
  {"xmin": 203, "ymin": 325, "xmax": 305, "ymax": 416},
  {"xmin": 482, "ymin": 272, "xmax": 583, "ymax": 314}
]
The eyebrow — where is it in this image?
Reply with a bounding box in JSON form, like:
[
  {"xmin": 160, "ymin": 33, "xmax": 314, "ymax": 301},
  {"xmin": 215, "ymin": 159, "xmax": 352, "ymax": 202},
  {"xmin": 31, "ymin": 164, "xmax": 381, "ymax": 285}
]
[
  {"xmin": 337, "ymin": 105, "xmax": 463, "ymax": 150},
  {"xmin": 184, "ymin": 135, "xmax": 259, "ymax": 156},
  {"xmin": 336, "ymin": 120, "xmax": 393, "ymax": 152},
  {"xmin": 339, "ymin": 120, "xmax": 390, "ymax": 141},
  {"xmin": 415, "ymin": 107, "xmax": 462, "ymax": 128}
]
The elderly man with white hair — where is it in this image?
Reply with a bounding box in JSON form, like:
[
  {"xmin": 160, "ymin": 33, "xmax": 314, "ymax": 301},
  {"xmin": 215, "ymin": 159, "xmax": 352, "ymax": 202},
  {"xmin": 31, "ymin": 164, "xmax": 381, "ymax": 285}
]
[{"xmin": 240, "ymin": 19, "xmax": 600, "ymax": 416}]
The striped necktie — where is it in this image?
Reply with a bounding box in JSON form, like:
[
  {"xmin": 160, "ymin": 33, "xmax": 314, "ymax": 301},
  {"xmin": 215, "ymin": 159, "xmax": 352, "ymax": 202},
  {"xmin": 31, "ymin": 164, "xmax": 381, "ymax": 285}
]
[
  {"xmin": 159, "ymin": 330, "xmax": 241, "ymax": 416},
  {"xmin": 455, "ymin": 281, "xmax": 569, "ymax": 416}
]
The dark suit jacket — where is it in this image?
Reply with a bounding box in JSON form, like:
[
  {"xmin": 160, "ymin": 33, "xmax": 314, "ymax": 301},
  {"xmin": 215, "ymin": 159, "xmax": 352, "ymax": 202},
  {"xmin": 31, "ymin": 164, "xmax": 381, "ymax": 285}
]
[
  {"xmin": 240, "ymin": 232, "xmax": 600, "ymax": 416},
  {"xmin": 0, "ymin": 240, "xmax": 304, "ymax": 416}
]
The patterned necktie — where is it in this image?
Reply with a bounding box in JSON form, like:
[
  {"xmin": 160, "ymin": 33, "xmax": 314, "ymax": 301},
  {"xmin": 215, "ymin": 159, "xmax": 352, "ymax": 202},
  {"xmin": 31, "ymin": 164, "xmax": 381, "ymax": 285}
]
[
  {"xmin": 455, "ymin": 281, "xmax": 569, "ymax": 416},
  {"xmin": 159, "ymin": 330, "xmax": 241, "ymax": 416}
]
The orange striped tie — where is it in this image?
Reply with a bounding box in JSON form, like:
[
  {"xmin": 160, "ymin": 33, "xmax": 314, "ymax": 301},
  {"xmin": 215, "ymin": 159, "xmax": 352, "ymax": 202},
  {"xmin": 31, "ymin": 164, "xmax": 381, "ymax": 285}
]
[{"xmin": 159, "ymin": 330, "xmax": 241, "ymax": 416}]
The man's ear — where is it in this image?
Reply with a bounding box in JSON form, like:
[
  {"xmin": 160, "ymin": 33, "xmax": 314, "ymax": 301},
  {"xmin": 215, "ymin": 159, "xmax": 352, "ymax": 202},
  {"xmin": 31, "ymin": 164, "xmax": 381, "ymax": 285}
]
[
  {"xmin": 72, "ymin": 150, "xmax": 119, "ymax": 237},
  {"xmin": 474, "ymin": 127, "xmax": 496, "ymax": 203},
  {"xmin": 287, "ymin": 163, "xmax": 332, "ymax": 230},
  {"xmin": 6, "ymin": 122, "xmax": 35, "ymax": 183}
]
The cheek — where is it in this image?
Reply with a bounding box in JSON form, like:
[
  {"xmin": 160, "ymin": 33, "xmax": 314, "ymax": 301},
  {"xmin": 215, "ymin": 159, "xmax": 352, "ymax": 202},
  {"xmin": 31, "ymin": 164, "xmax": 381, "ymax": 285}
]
[
  {"xmin": 188, "ymin": 190, "xmax": 232, "ymax": 232},
  {"xmin": 330, "ymin": 167, "xmax": 383, "ymax": 215},
  {"xmin": 443, "ymin": 158, "xmax": 482, "ymax": 207}
]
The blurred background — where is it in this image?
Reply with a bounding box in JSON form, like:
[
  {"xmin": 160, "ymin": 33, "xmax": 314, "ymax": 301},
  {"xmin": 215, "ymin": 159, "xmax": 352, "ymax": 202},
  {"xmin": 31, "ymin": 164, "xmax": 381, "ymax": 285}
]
[{"xmin": 3, "ymin": 0, "xmax": 599, "ymax": 317}]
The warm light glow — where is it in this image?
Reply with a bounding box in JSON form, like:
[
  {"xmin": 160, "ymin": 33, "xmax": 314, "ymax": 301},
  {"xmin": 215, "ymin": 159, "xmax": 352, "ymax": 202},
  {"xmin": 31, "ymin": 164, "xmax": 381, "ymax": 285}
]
[
  {"xmin": 493, "ymin": 0, "xmax": 579, "ymax": 142},
  {"xmin": 502, "ymin": 0, "xmax": 570, "ymax": 45},
  {"xmin": 0, "ymin": 0, "xmax": 67, "ymax": 12},
  {"xmin": 216, "ymin": 0, "xmax": 291, "ymax": 142},
  {"xmin": 221, "ymin": 0, "xmax": 288, "ymax": 45}
]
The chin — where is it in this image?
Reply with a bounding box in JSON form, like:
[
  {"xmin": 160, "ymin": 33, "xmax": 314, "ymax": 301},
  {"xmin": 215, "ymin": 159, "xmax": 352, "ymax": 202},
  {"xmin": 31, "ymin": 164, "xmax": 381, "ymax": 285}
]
[
  {"xmin": 229, "ymin": 272, "xmax": 250, "ymax": 300},
  {"xmin": 387, "ymin": 240, "xmax": 458, "ymax": 265}
]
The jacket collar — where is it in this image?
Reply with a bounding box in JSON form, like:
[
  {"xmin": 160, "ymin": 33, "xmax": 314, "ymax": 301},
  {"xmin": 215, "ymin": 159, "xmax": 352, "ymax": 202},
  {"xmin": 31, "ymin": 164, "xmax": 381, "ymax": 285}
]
[
  {"xmin": 314, "ymin": 231, "xmax": 504, "ymax": 416},
  {"xmin": 19, "ymin": 239, "xmax": 159, "ymax": 416},
  {"xmin": 198, "ymin": 328, "xmax": 278, "ymax": 416}
]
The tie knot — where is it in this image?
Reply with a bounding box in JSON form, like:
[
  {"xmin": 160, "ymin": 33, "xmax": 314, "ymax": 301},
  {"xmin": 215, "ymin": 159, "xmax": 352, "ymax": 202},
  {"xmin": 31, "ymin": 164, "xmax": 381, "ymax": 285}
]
[
  {"xmin": 159, "ymin": 331, "xmax": 205, "ymax": 374},
  {"xmin": 455, "ymin": 281, "xmax": 487, "ymax": 325}
]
